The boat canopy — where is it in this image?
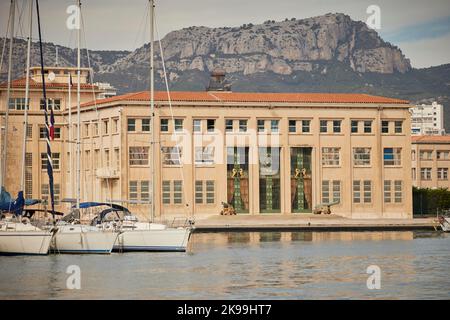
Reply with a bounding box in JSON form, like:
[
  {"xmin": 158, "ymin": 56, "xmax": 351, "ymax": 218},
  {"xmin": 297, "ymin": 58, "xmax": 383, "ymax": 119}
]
[{"xmin": 73, "ymin": 202, "xmax": 131, "ymax": 213}]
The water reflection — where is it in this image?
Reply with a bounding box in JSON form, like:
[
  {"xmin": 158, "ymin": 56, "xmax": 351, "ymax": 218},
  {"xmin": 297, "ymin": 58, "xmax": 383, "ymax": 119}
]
[{"xmin": 1, "ymin": 231, "xmax": 449, "ymax": 299}]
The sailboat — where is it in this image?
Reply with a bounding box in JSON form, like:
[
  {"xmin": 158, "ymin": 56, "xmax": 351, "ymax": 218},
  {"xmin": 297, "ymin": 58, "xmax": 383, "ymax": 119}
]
[
  {"xmin": 93, "ymin": 0, "xmax": 193, "ymax": 252},
  {"xmin": 0, "ymin": 0, "xmax": 54, "ymax": 255},
  {"xmin": 31, "ymin": 0, "xmax": 118, "ymax": 254}
]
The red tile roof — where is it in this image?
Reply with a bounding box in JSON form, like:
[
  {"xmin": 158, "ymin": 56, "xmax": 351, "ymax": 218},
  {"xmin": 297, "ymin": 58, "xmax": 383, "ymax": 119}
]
[
  {"xmin": 81, "ymin": 91, "xmax": 409, "ymax": 108},
  {"xmin": 0, "ymin": 77, "xmax": 98, "ymax": 90},
  {"xmin": 412, "ymin": 135, "xmax": 450, "ymax": 144}
]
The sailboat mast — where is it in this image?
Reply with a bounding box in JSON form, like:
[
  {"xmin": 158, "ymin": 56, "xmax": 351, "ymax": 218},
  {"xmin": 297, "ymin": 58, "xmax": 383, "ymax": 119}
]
[
  {"xmin": 76, "ymin": 0, "xmax": 81, "ymax": 210},
  {"xmin": 68, "ymin": 72, "xmax": 72, "ymax": 199},
  {"xmin": 20, "ymin": 0, "xmax": 33, "ymax": 192},
  {"xmin": 1, "ymin": 0, "xmax": 16, "ymax": 188},
  {"xmin": 149, "ymin": 0, "xmax": 155, "ymax": 222}
]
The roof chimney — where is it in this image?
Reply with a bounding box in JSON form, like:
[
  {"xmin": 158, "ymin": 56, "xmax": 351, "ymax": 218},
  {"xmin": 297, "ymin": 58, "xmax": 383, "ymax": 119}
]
[{"xmin": 206, "ymin": 68, "xmax": 231, "ymax": 92}]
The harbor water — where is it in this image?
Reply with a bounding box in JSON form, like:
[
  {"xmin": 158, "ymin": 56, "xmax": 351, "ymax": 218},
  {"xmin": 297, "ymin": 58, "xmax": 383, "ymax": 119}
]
[{"xmin": 0, "ymin": 231, "xmax": 449, "ymax": 299}]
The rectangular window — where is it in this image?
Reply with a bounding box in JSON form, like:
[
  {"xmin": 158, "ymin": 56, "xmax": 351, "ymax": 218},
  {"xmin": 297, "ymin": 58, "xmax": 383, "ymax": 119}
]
[
  {"xmin": 41, "ymin": 153, "xmax": 60, "ymax": 170},
  {"xmin": 320, "ymin": 120, "xmax": 328, "ymax": 133},
  {"xmin": 141, "ymin": 181, "xmax": 150, "ymax": 202},
  {"xmin": 39, "ymin": 127, "xmax": 46, "ymax": 139},
  {"xmin": 113, "ymin": 119, "xmax": 119, "ymax": 133},
  {"xmin": 363, "ymin": 180, "xmax": 372, "ymax": 203},
  {"xmin": 384, "ymin": 148, "xmax": 401, "ymax": 166},
  {"xmin": 103, "ymin": 119, "xmax": 109, "ymax": 135},
  {"xmin": 394, "ymin": 121, "xmax": 403, "ymax": 133},
  {"xmin": 129, "ymin": 181, "xmax": 138, "ymax": 201},
  {"xmin": 127, "ymin": 119, "xmax": 136, "ymax": 132},
  {"xmin": 333, "ymin": 120, "xmax": 341, "ymax": 133},
  {"xmin": 384, "ymin": 180, "xmax": 391, "ymax": 203},
  {"xmin": 289, "ymin": 120, "xmax": 296, "ymax": 133},
  {"xmin": 173, "ymin": 180, "xmax": 183, "ymax": 204},
  {"xmin": 394, "ymin": 181, "xmax": 402, "ymax": 203},
  {"xmin": 270, "ymin": 120, "xmax": 279, "ymax": 133},
  {"xmin": 114, "ymin": 148, "xmax": 120, "ymax": 168},
  {"xmin": 195, "ymin": 146, "xmax": 215, "ymax": 165},
  {"xmin": 322, "ymin": 180, "xmax": 330, "ymax": 204},
  {"xmin": 93, "ymin": 122, "xmax": 99, "ymax": 136},
  {"xmin": 161, "ymin": 146, "xmax": 182, "ymax": 165},
  {"xmin": 193, "ymin": 119, "xmax": 201, "ymax": 132},
  {"xmin": 104, "ymin": 149, "xmax": 110, "ymax": 167},
  {"xmin": 54, "ymin": 127, "xmax": 61, "ymax": 139},
  {"xmin": 195, "ymin": 181, "xmax": 203, "ymax": 204},
  {"xmin": 25, "ymin": 153, "xmax": 32, "ymax": 199},
  {"xmin": 9, "ymin": 98, "xmax": 29, "ymax": 110},
  {"xmin": 142, "ymin": 119, "xmax": 150, "ymax": 132},
  {"xmin": 162, "ymin": 181, "xmax": 171, "ymax": 204},
  {"xmin": 381, "ymin": 121, "xmax": 389, "ymax": 133},
  {"xmin": 84, "ymin": 150, "xmax": 90, "ymax": 171},
  {"xmin": 420, "ymin": 150, "xmax": 433, "ymax": 160},
  {"xmin": 41, "ymin": 183, "xmax": 49, "ymax": 201},
  {"xmin": 412, "ymin": 168, "xmax": 416, "ymax": 180},
  {"xmin": 207, "ymin": 119, "xmax": 215, "ymax": 132},
  {"xmin": 83, "ymin": 123, "xmax": 90, "ymax": 137},
  {"xmin": 26, "ymin": 124, "xmax": 32, "ymax": 139},
  {"xmin": 239, "ymin": 120, "xmax": 248, "ymax": 132},
  {"xmin": 353, "ymin": 147, "xmax": 371, "ymax": 166},
  {"xmin": 129, "ymin": 147, "xmax": 149, "ymax": 166},
  {"xmin": 206, "ymin": 180, "xmax": 215, "ymax": 204},
  {"xmin": 322, "ymin": 147, "xmax": 340, "ymax": 166},
  {"xmin": 353, "ymin": 180, "xmax": 361, "ymax": 203},
  {"xmin": 257, "ymin": 120, "xmax": 265, "ymax": 133},
  {"xmin": 437, "ymin": 151, "xmax": 449, "ymax": 160},
  {"xmin": 174, "ymin": 119, "xmax": 183, "ymax": 132},
  {"xmin": 364, "ymin": 121, "xmax": 372, "ymax": 133},
  {"xmin": 420, "ymin": 168, "xmax": 432, "ymax": 180},
  {"xmin": 351, "ymin": 120, "xmax": 358, "ymax": 133},
  {"xmin": 437, "ymin": 168, "xmax": 448, "ymax": 180},
  {"xmin": 40, "ymin": 98, "xmax": 61, "ymax": 110},
  {"xmin": 225, "ymin": 119, "xmax": 233, "ymax": 132},
  {"xmin": 160, "ymin": 119, "xmax": 169, "ymax": 132},
  {"xmin": 332, "ymin": 180, "xmax": 341, "ymax": 203},
  {"xmin": 301, "ymin": 120, "xmax": 310, "ymax": 133}
]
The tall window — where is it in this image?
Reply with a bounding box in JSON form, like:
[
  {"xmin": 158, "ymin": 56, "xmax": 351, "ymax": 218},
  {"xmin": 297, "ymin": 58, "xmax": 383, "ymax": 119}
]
[
  {"xmin": 104, "ymin": 149, "xmax": 110, "ymax": 167},
  {"xmin": 127, "ymin": 119, "xmax": 136, "ymax": 132},
  {"xmin": 173, "ymin": 180, "xmax": 183, "ymax": 204},
  {"xmin": 289, "ymin": 120, "xmax": 296, "ymax": 133},
  {"xmin": 381, "ymin": 121, "xmax": 389, "ymax": 133},
  {"xmin": 363, "ymin": 180, "xmax": 372, "ymax": 203},
  {"xmin": 129, "ymin": 181, "xmax": 138, "ymax": 201},
  {"xmin": 129, "ymin": 147, "xmax": 149, "ymax": 166},
  {"xmin": 320, "ymin": 120, "xmax": 328, "ymax": 133},
  {"xmin": 351, "ymin": 120, "xmax": 358, "ymax": 133},
  {"xmin": 384, "ymin": 180, "xmax": 392, "ymax": 203},
  {"xmin": 161, "ymin": 146, "xmax": 182, "ymax": 165},
  {"xmin": 25, "ymin": 153, "xmax": 32, "ymax": 198},
  {"xmin": 332, "ymin": 180, "xmax": 341, "ymax": 203},
  {"xmin": 206, "ymin": 180, "xmax": 215, "ymax": 204},
  {"xmin": 257, "ymin": 120, "xmax": 265, "ymax": 132},
  {"xmin": 93, "ymin": 122, "xmax": 99, "ymax": 136},
  {"xmin": 193, "ymin": 119, "xmax": 201, "ymax": 132},
  {"xmin": 26, "ymin": 124, "xmax": 32, "ymax": 139},
  {"xmin": 103, "ymin": 119, "xmax": 109, "ymax": 135},
  {"xmin": 195, "ymin": 181, "xmax": 203, "ymax": 204},
  {"xmin": 239, "ymin": 120, "xmax": 248, "ymax": 132},
  {"xmin": 114, "ymin": 148, "xmax": 120, "ymax": 168},
  {"xmin": 321, "ymin": 180, "xmax": 330, "ymax": 203},
  {"xmin": 160, "ymin": 119, "xmax": 169, "ymax": 132},
  {"xmin": 195, "ymin": 146, "xmax": 215, "ymax": 165},
  {"xmin": 270, "ymin": 120, "xmax": 279, "ymax": 133},
  {"xmin": 437, "ymin": 168, "xmax": 448, "ymax": 180},
  {"xmin": 174, "ymin": 119, "xmax": 184, "ymax": 132},
  {"xmin": 384, "ymin": 148, "xmax": 401, "ymax": 166},
  {"xmin": 394, "ymin": 181, "xmax": 403, "ymax": 203},
  {"xmin": 141, "ymin": 181, "xmax": 150, "ymax": 202},
  {"xmin": 322, "ymin": 147, "xmax": 340, "ymax": 166},
  {"xmin": 113, "ymin": 118, "xmax": 119, "ymax": 133},
  {"xmin": 142, "ymin": 119, "xmax": 150, "ymax": 132},
  {"xmin": 301, "ymin": 120, "xmax": 311, "ymax": 133},
  {"xmin": 333, "ymin": 120, "xmax": 341, "ymax": 133},
  {"xmin": 394, "ymin": 121, "xmax": 403, "ymax": 133},
  {"xmin": 353, "ymin": 180, "xmax": 361, "ymax": 203},
  {"xmin": 207, "ymin": 119, "xmax": 215, "ymax": 132},
  {"xmin": 41, "ymin": 183, "xmax": 60, "ymax": 205},
  {"xmin": 225, "ymin": 119, "xmax": 233, "ymax": 132},
  {"xmin": 322, "ymin": 180, "xmax": 340, "ymax": 204},
  {"xmin": 162, "ymin": 181, "xmax": 171, "ymax": 204},
  {"xmin": 353, "ymin": 148, "xmax": 371, "ymax": 166}
]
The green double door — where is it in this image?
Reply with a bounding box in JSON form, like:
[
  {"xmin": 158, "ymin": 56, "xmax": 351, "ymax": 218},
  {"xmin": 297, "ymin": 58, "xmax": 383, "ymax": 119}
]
[
  {"xmin": 290, "ymin": 147, "xmax": 312, "ymax": 213},
  {"xmin": 227, "ymin": 147, "xmax": 249, "ymax": 213},
  {"xmin": 259, "ymin": 147, "xmax": 281, "ymax": 213}
]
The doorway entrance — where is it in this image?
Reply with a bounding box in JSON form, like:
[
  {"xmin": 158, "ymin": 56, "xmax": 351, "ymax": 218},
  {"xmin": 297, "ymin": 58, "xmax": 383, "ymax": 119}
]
[{"xmin": 290, "ymin": 147, "xmax": 312, "ymax": 213}]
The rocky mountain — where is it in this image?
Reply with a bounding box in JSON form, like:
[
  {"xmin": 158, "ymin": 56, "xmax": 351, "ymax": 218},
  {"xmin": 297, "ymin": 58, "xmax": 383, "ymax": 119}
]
[{"xmin": 1, "ymin": 13, "xmax": 450, "ymax": 128}]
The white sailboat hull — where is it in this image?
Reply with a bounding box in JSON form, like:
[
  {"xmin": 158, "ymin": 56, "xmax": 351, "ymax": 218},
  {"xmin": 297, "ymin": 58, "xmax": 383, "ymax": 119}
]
[
  {"xmin": 51, "ymin": 225, "xmax": 119, "ymax": 254},
  {"xmin": 114, "ymin": 227, "xmax": 191, "ymax": 252},
  {"xmin": 0, "ymin": 231, "xmax": 52, "ymax": 255}
]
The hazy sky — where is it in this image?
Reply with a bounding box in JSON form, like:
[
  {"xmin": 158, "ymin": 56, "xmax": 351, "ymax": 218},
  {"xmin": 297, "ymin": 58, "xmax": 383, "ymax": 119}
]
[{"xmin": 1, "ymin": 0, "xmax": 449, "ymax": 68}]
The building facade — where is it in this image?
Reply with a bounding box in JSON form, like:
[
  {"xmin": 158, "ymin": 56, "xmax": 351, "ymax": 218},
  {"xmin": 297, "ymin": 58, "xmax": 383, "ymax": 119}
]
[
  {"xmin": 1, "ymin": 74, "xmax": 414, "ymax": 219},
  {"xmin": 411, "ymin": 135, "xmax": 450, "ymax": 189},
  {"xmin": 410, "ymin": 102, "xmax": 445, "ymax": 135}
]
